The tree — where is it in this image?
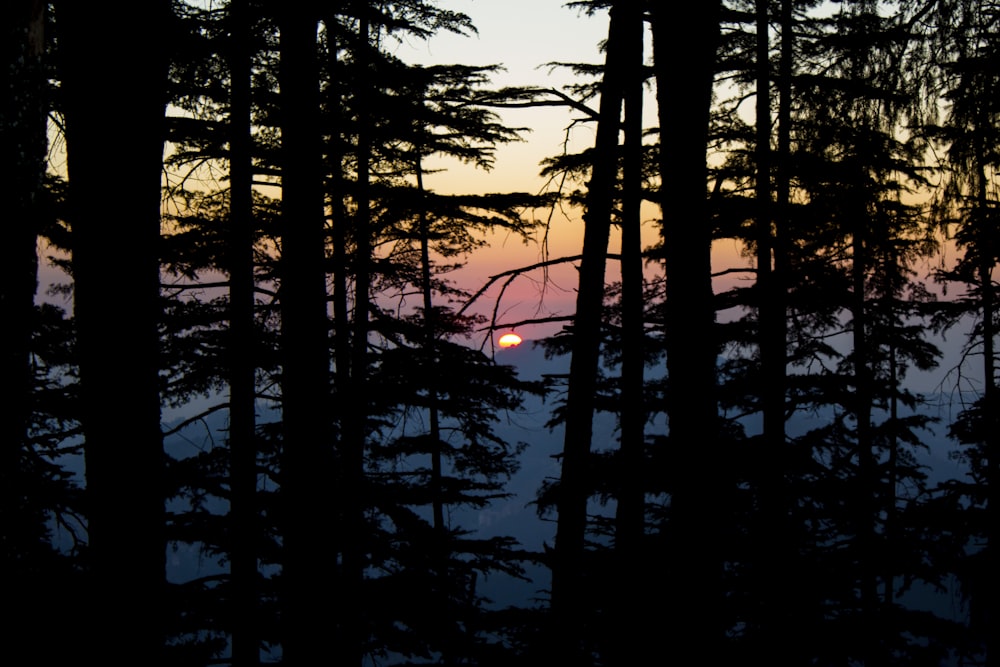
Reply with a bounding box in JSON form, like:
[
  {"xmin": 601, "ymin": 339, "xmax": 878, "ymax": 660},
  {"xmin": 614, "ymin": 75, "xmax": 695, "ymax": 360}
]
[
  {"xmin": 57, "ymin": 0, "xmax": 172, "ymax": 663},
  {"xmin": 546, "ymin": 2, "xmax": 631, "ymax": 662},
  {"xmin": 652, "ymin": 1, "xmax": 727, "ymax": 660},
  {"xmin": 226, "ymin": 1, "xmax": 261, "ymax": 663},
  {"xmin": 0, "ymin": 5, "xmax": 88, "ymax": 661},
  {"xmin": 611, "ymin": 2, "xmax": 650, "ymax": 664},
  {"xmin": 765, "ymin": 3, "xmax": 951, "ymax": 661},
  {"xmin": 276, "ymin": 6, "xmax": 337, "ymax": 664},
  {"xmin": 19, "ymin": 2, "xmax": 995, "ymax": 664},
  {"xmin": 928, "ymin": 0, "xmax": 1000, "ymax": 659}
]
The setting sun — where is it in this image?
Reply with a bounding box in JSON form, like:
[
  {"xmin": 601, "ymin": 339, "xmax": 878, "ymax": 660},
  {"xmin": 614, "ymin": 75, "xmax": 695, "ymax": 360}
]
[{"xmin": 498, "ymin": 332, "xmax": 523, "ymax": 348}]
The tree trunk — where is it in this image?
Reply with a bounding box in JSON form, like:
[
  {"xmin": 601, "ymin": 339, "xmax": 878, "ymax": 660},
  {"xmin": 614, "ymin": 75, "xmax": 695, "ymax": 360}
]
[
  {"xmin": 851, "ymin": 207, "xmax": 880, "ymax": 665},
  {"xmin": 754, "ymin": 1, "xmax": 796, "ymax": 660},
  {"xmin": 548, "ymin": 3, "xmax": 628, "ymax": 661},
  {"xmin": 337, "ymin": 5, "xmax": 374, "ymax": 663},
  {"xmin": 974, "ymin": 122, "xmax": 998, "ymax": 667},
  {"xmin": 764, "ymin": 0, "xmax": 804, "ymax": 658},
  {"xmin": 278, "ymin": 9, "xmax": 335, "ymax": 664},
  {"xmin": 59, "ymin": 1, "xmax": 170, "ymax": 663},
  {"xmin": 612, "ymin": 3, "xmax": 647, "ymax": 663},
  {"xmin": 227, "ymin": 1, "xmax": 260, "ymax": 664},
  {"xmin": 652, "ymin": 0, "xmax": 725, "ymax": 659}
]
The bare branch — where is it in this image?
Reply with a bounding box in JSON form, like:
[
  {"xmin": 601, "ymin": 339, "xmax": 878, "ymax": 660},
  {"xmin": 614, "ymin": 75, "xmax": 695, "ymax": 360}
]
[
  {"xmin": 162, "ymin": 403, "xmax": 228, "ymax": 437},
  {"xmin": 459, "ymin": 253, "xmax": 623, "ymax": 316}
]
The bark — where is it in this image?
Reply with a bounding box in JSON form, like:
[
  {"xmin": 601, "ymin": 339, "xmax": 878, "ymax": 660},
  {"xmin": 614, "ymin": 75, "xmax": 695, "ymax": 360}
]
[
  {"xmin": 851, "ymin": 208, "xmax": 880, "ymax": 665},
  {"xmin": 277, "ymin": 9, "xmax": 336, "ymax": 664},
  {"xmin": 227, "ymin": 1, "xmax": 260, "ymax": 663},
  {"xmin": 337, "ymin": 5, "xmax": 374, "ymax": 663},
  {"xmin": 415, "ymin": 156, "xmax": 446, "ymax": 540},
  {"xmin": 548, "ymin": 3, "xmax": 628, "ymax": 661},
  {"xmin": 974, "ymin": 122, "xmax": 999, "ymax": 667},
  {"xmin": 652, "ymin": 0, "xmax": 725, "ymax": 659},
  {"xmin": 754, "ymin": 1, "xmax": 796, "ymax": 660},
  {"xmin": 756, "ymin": 0, "xmax": 785, "ymax": 448},
  {"xmin": 59, "ymin": 1, "xmax": 170, "ymax": 663},
  {"xmin": 416, "ymin": 151, "xmax": 457, "ymax": 664},
  {"xmin": 612, "ymin": 2, "xmax": 647, "ymax": 663}
]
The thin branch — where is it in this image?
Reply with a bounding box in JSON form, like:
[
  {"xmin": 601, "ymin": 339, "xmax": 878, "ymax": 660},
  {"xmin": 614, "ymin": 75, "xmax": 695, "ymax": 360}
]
[
  {"xmin": 459, "ymin": 253, "xmax": 623, "ymax": 316},
  {"xmin": 480, "ymin": 315, "xmax": 575, "ymax": 332},
  {"xmin": 162, "ymin": 403, "xmax": 228, "ymax": 437}
]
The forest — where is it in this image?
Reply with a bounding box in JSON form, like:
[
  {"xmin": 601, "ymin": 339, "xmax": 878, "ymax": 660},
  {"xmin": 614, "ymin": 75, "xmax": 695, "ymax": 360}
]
[{"xmin": 2, "ymin": 0, "xmax": 999, "ymax": 664}]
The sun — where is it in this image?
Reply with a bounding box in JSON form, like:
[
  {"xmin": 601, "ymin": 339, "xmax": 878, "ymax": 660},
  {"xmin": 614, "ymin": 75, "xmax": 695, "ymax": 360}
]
[{"xmin": 498, "ymin": 332, "xmax": 523, "ymax": 348}]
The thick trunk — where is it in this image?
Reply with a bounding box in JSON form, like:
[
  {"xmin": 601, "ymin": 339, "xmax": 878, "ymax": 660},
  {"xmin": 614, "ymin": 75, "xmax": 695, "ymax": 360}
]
[
  {"xmin": 278, "ymin": 10, "xmax": 335, "ymax": 664},
  {"xmin": 60, "ymin": 1, "xmax": 170, "ymax": 663},
  {"xmin": 652, "ymin": 0, "xmax": 725, "ymax": 659}
]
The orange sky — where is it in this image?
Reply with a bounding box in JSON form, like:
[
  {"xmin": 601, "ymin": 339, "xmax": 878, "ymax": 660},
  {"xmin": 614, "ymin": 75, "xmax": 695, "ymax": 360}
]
[
  {"xmin": 39, "ymin": 2, "xmax": 756, "ymax": 347},
  {"xmin": 401, "ymin": 2, "xmax": 671, "ymax": 344}
]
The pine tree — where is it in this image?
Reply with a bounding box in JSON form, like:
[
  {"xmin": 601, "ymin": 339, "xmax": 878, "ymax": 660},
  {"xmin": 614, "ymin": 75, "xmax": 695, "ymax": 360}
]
[
  {"xmin": 546, "ymin": 3, "xmax": 632, "ymax": 662},
  {"xmin": 927, "ymin": 0, "xmax": 1000, "ymax": 659},
  {"xmin": 769, "ymin": 3, "xmax": 950, "ymax": 660},
  {"xmin": 58, "ymin": 0, "xmax": 172, "ymax": 663},
  {"xmin": 653, "ymin": 1, "xmax": 728, "ymax": 661},
  {"xmin": 226, "ymin": 1, "xmax": 261, "ymax": 663}
]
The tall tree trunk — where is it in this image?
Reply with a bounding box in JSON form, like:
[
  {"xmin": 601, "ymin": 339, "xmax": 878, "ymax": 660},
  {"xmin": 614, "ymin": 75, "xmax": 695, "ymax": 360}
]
[
  {"xmin": 851, "ymin": 210, "xmax": 880, "ymax": 666},
  {"xmin": 974, "ymin": 121, "xmax": 999, "ymax": 667},
  {"xmin": 326, "ymin": 20, "xmax": 352, "ymax": 445},
  {"xmin": 549, "ymin": 3, "xmax": 628, "ymax": 661},
  {"xmin": 884, "ymin": 282, "xmax": 899, "ymax": 610},
  {"xmin": 227, "ymin": 1, "xmax": 260, "ymax": 664},
  {"xmin": 756, "ymin": 0, "xmax": 786, "ymax": 456},
  {"xmin": 278, "ymin": 9, "xmax": 335, "ymax": 664},
  {"xmin": 612, "ymin": 3, "xmax": 647, "ymax": 663},
  {"xmin": 754, "ymin": 1, "xmax": 795, "ymax": 660},
  {"xmin": 652, "ymin": 0, "xmax": 725, "ymax": 660},
  {"xmin": 59, "ymin": 1, "xmax": 170, "ymax": 663},
  {"xmin": 415, "ymin": 152, "xmax": 457, "ymax": 665},
  {"xmin": 338, "ymin": 6, "xmax": 374, "ymax": 663},
  {"xmin": 415, "ymin": 155, "xmax": 446, "ymax": 540},
  {"xmin": 772, "ymin": 2, "xmax": 810, "ymax": 657}
]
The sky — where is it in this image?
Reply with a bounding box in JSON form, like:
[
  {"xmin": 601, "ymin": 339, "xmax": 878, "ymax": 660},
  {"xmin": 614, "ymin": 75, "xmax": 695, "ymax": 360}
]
[
  {"xmin": 395, "ymin": 1, "xmax": 615, "ymax": 342},
  {"xmin": 393, "ymin": 1, "xmax": 731, "ymax": 344},
  {"xmin": 35, "ymin": 2, "xmax": 753, "ymax": 344},
  {"xmin": 393, "ymin": 2, "xmax": 976, "ymax": 397}
]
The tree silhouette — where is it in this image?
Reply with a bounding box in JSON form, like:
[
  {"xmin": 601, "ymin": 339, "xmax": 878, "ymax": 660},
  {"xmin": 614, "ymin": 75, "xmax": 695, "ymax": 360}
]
[
  {"xmin": 15, "ymin": 1, "xmax": 1000, "ymax": 664},
  {"xmin": 58, "ymin": 0, "xmax": 172, "ymax": 663},
  {"xmin": 546, "ymin": 2, "xmax": 628, "ymax": 660},
  {"xmin": 653, "ymin": 1, "xmax": 728, "ymax": 661},
  {"xmin": 928, "ymin": 0, "xmax": 1000, "ymax": 659}
]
